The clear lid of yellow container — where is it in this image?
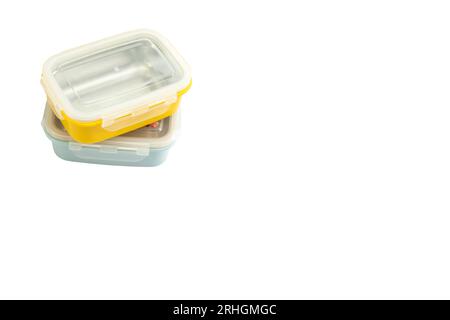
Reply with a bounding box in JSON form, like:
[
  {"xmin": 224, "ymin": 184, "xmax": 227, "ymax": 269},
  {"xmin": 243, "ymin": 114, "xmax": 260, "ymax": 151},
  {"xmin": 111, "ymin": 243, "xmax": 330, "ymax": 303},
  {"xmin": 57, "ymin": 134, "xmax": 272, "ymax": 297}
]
[{"xmin": 42, "ymin": 30, "xmax": 191, "ymax": 125}]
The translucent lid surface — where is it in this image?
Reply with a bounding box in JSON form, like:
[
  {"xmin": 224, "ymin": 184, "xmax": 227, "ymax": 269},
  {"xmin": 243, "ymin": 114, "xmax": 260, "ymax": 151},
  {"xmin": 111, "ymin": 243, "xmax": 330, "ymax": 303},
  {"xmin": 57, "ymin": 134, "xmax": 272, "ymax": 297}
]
[
  {"xmin": 42, "ymin": 30, "xmax": 191, "ymax": 122},
  {"xmin": 42, "ymin": 105, "xmax": 178, "ymax": 149}
]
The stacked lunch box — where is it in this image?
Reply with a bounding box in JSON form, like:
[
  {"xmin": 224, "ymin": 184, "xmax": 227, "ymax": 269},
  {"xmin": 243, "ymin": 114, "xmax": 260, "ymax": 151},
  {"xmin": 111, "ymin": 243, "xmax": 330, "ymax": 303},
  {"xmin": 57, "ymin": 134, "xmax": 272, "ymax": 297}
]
[{"xmin": 41, "ymin": 30, "xmax": 191, "ymax": 166}]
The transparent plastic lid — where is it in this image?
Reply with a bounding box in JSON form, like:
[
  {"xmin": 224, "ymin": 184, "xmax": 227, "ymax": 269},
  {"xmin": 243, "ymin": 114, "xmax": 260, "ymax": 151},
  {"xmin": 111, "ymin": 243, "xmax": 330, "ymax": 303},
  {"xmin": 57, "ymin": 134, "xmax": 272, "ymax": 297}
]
[
  {"xmin": 42, "ymin": 30, "xmax": 191, "ymax": 122},
  {"xmin": 42, "ymin": 105, "xmax": 178, "ymax": 150}
]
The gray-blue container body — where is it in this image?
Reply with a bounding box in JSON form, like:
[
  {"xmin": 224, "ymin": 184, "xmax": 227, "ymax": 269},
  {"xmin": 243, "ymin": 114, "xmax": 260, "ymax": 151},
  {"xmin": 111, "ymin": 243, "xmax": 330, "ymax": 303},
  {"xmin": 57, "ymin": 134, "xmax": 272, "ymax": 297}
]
[
  {"xmin": 42, "ymin": 105, "xmax": 178, "ymax": 167},
  {"xmin": 45, "ymin": 132, "xmax": 171, "ymax": 167}
]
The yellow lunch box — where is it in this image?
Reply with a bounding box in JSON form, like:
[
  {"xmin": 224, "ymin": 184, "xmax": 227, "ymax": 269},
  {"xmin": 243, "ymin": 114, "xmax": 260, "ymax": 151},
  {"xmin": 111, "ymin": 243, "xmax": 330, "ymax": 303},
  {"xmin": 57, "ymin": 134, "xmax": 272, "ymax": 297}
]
[{"xmin": 41, "ymin": 29, "xmax": 191, "ymax": 143}]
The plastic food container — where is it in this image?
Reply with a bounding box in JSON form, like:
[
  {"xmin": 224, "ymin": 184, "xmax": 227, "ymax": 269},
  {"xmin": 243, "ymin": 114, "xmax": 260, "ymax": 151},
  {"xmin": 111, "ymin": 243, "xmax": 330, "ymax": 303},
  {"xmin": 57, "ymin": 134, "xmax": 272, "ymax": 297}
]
[
  {"xmin": 41, "ymin": 30, "xmax": 191, "ymax": 143},
  {"xmin": 42, "ymin": 105, "xmax": 179, "ymax": 166}
]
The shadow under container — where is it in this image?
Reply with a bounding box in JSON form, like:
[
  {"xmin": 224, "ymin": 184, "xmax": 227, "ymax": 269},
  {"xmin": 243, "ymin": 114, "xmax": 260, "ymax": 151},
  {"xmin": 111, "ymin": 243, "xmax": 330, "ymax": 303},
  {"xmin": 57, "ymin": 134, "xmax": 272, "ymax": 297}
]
[
  {"xmin": 42, "ymin": 105, "xmax": 179, "ymax": 167},
  {"xmin": 41, "ymin": 29, "xmax": 191, "ymax": 143}
]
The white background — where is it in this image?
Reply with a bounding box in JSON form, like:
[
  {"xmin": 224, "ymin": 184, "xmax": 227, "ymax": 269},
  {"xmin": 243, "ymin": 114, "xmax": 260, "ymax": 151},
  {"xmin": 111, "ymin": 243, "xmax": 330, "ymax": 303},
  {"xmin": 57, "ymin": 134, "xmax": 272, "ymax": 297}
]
[{"xmin": 0, "ymin": 0, "xmax": 449, "ymax": 299}]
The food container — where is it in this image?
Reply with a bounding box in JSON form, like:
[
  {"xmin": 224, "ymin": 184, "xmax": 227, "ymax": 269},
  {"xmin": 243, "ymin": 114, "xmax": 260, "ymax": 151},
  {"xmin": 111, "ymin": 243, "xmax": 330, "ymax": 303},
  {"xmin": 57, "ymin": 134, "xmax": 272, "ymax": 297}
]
[
  {"xmin": 41, "ymin": 29, "xmax": 191, "ymax": 143},
  {"xmin": 42, "ymin": 105, "xmax": 179, "ymax": 167}
]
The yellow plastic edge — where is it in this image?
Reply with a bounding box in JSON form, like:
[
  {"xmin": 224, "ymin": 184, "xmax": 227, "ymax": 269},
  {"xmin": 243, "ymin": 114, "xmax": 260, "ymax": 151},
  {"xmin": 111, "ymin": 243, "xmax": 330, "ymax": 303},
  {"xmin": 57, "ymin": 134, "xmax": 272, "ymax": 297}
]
[{"xmin": 49, "ymin": 80, "xmax": 192, "ymax": 144}]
